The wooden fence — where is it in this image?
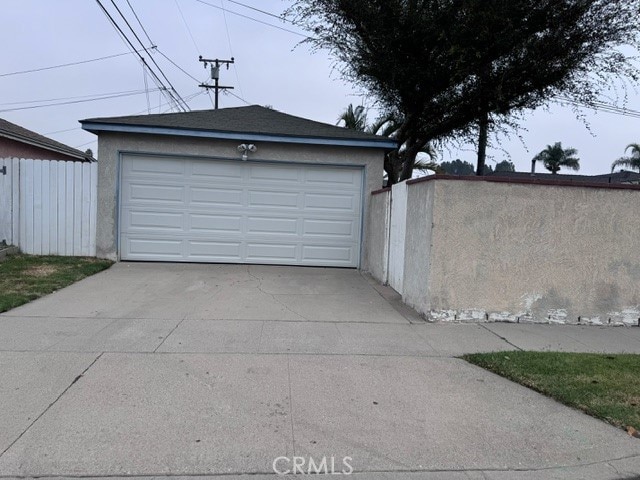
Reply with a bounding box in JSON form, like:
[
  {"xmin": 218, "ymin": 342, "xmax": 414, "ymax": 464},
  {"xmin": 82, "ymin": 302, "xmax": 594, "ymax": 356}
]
[{"xmin": 0, "ymin": 157, "xmax": 97, "ymax": 256}]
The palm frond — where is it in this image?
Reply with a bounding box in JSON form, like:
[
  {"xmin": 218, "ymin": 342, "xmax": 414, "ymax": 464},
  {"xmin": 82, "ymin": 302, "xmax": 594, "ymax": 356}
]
[
  {"xmin": 611, "ymin": 156, "xmax": 640, "ymax": 173},
  {"xmin": 337, "ymin": 104, "xmax": 367, "ymax": 131},
  {"xmin": 625, "ymin": 143, "xmax": 640, "ymax": 158}
]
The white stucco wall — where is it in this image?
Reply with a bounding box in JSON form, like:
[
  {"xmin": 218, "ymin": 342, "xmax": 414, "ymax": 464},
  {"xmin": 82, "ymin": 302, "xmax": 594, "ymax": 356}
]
[
  {"xmin": 388, "ymin": 181, "xmax": 408, "ymax": 294},
  {"xmin": 404, "ymin": 178, "xmax": 640, "ymax": 325},
  {"xmin": 95, "ymin": 132, "xmax": 385, "ymax": 262}
]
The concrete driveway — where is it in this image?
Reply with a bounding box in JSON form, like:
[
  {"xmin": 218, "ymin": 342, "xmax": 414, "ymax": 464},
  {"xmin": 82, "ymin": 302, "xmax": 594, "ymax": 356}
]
[{"xmin": 0, "ymin": 263, "xmax": 639, "ymax": 479}]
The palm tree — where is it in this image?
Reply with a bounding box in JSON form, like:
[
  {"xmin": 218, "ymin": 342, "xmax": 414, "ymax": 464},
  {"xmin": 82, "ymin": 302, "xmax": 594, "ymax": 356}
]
[
  {"xmin": 337, "ymin": 104, "xmax": 368, "ymax": 131},
  {"xmin": 532, "ymin": 142, "xmax": 580, "ymax": 174},
  {"xmin": 339, "ymin": 105, "xmax": 441, "ymax": 180},
  {"xmin": 611, "ymin": 143, "xmax": 640, "ymax": 172}
]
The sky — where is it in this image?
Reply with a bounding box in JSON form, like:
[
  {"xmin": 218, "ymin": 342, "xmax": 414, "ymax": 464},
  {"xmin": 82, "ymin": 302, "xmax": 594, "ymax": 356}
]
[{"xmin": 1, "ymin": 0, "xmax": 639, "ymax": 175}]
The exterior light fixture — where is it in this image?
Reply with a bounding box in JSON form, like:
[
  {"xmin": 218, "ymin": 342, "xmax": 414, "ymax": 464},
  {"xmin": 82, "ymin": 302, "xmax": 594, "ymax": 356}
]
[{"xmin": 237, "ymin": 143, "xmax": 257, "ymax": 161}]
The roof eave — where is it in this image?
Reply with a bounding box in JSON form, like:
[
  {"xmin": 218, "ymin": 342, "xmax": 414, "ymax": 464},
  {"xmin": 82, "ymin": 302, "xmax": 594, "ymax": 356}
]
[
  {"xmin": 80, "ymin": 122, "xmax": 398, "ymax": 150},
  {"xmin": 0, "ymin": 131, "xmax": 92, "ymax": 161}
]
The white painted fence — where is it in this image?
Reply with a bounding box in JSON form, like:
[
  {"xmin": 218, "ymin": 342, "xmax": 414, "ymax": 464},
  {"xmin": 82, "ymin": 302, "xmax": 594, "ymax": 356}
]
[
  {"xmin": 388, "ymin": 181, "xmax": 408, "ymax": 294},
  {"xmin": 0, "ymin": 157, "xmax": 97, "ymax": 256}
]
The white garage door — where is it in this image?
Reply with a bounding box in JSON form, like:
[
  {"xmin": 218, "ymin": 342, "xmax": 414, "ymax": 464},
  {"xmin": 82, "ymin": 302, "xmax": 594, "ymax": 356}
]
[{"xmin": 119, "ymin": 155, "xmax": 363, "ymax": 267}]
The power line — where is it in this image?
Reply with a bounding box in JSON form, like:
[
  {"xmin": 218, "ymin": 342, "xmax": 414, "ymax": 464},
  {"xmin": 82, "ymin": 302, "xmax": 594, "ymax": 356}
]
[
  {"xmin": 174, "ymin": 0, "xmax": 201, "ymax": 54},
  {"xmin": 95, "ymin": 0, "xmax": 181, "ymax": 111},
  {"xmin": 196, "ymin": 0, "xmax": 310, "ymax": 38},
  {"xmin": 49, "ymin": 90, "xmax": 207, "ymax": 140},
  {"xmin": 226, "ymin": 0, "xmax": 290, "ymax": 23},
  {"xmin": 556, "ymin": 96, "xmax": 640, "ymax": 119},
  {"xmin": 107, "ymin": 0, "xmax": 191, "ymax": 111},
  {"xmin": 0, "ymin": 51, "xmax": 135, "ymax": 78},
  {"xmin": 0, "ymin": 90, "xmax": 155, "ymax": 113},
  {"xmin": 219, "ymin": 0, "xmax": 245, "ymax": 100},
  {"xmin": 0, "ymin": 88, "xmax": 159, "ymax": 106},
  {"xmin": 157, "ymin": 49, "xmax": 200, "ymax": 82},
  {"xmin": 124, "ymin": 0, "xmax": 154, "ymax": 46},
  {"xmin": 224, "ymin": 88, "xmax": 251, "ymax": 105}
]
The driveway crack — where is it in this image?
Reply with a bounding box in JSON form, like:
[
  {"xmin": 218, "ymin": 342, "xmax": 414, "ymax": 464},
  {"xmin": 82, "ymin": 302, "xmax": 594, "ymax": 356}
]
[
  {"xmin": 479, "ymin": 323, "xmax": 523, "ymax": 351},
  {"xmin": 287, "ymin": 355, "xmax": 296, "ymax": 458},
  {"xmin": 246, "ymin": 266, "xmax": 310, "ymax": 321},
  {"xmin": 0, "ymin": 352, "xmax": 104, "ymax": 459},
  {"xmin": 153, "ymin": 314, "xmax": 188, "ymax": 353}
]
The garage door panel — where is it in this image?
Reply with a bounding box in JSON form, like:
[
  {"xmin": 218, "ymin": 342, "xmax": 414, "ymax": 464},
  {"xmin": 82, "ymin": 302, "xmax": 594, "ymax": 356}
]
[
  {"xmin": 247, "ymin": 217, "xmax": 298, "ymax": 235},
  {"xmin": 248, "ymin": 190, "xmax": 299, "ymax": 209},
  {"xmin": 190, "ymin": 187, "xmax": 243, "ymax": 206},
  {"xmin": 126, "ymin": 184, "xmax": 185, "ymax": 204},
  {"xmin": 190, "ymin": 214, "xmax": 242, "ymax": 234},
  {"xmin": 126, "ymin": 157, "xmax": 185, "ymax": 176},
  {"xmin": 188, "ymin": 241, "xmax": 242, "ymax": 260},
  {"xmin": 191, "ymin": 161, "xmax": 243, "ymax": 180},
  {"xmin": 120, "ymin": 156, "xmax": 363, "ymax": 267},
  {"xmin": 246, "ymin": 243, "xmax": 298, "ymax": 261},
  {"xmin": 249, "ymin": 163, "xmax": 301, "ymax": 182},
  {"xmin": 305, "ymin": 168, "xmax": 360, "ymax": 187},
  {"xmin": 126, "ymin": 238, "xmax": 184, "ymax": 258},
  {"xmin": 302, "ymin": 245, "xmax": 354, "ymax": 263},
  {"xmin": 303, "ymin": 219, "xmax": 354, "ymax": 238},
  {"xmin": 127, "ymin": 211, "xmax": 184, "ymax": 231},
  {"xmin": 304, "ymin": 193, "xmax": 357, "ymax": 213}
]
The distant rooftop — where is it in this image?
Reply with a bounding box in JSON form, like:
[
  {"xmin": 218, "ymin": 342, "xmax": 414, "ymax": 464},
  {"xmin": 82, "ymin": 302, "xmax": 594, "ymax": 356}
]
[
  {"xmin": 488, "ymin": 170, "xmax": 640, "ymax": 184},
  {"xmin": 0, "ymin": 117, "xmax": 93, "ymax": 161},
  {"xmin": 81, "ymin": 105, "xmax": 397, "ymax": 149}
]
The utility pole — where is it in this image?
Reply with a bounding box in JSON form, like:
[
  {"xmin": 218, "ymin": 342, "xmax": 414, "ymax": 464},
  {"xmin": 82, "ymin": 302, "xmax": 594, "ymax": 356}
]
[{"xmin": 198, "ymin": 56, "xmax": 234, "ymax": 109}]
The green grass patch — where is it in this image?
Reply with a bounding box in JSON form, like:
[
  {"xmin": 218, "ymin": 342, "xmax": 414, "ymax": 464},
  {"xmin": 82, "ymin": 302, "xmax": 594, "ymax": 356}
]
[
  {"xmin": 464, "ymin": 351, "xmax": 640, "ymax": 432},
  {"xmin": 0, "ymin": 254, "xmax": 113, "ymax": 313}
]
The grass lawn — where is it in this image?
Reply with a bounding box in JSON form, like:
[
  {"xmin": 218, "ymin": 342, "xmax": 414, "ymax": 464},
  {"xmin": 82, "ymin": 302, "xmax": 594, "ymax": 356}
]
[
  {"xmin": 0, "ymin": 254, "xmax": 113, "ymax": 313},
  {"xmin": 464, "ymin": 351, "xmax": 640, "ymax": 433}
]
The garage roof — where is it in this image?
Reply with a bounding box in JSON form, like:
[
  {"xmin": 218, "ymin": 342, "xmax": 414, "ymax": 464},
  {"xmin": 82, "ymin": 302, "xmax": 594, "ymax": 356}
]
[{"xmin": 81, "ymin": 105, "xmax": 398, "ymax": 149}]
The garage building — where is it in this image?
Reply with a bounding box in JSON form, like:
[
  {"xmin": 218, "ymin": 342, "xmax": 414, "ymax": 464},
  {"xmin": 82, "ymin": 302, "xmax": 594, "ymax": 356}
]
[{"xmin": 81, "ymin": 106, "xmax": 395, "ymax": 268}]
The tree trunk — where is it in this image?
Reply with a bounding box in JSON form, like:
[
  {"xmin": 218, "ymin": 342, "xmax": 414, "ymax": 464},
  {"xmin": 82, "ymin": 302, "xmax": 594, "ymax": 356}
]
[
  {"xmin": 476, "ymin": 110, "xmax": 489, "ymax": 176},
  {"xmin": 399, "ymin": 142, "xmax": 423, "ymax": 182},
  {"xmin": 384, "ymin": 152, "xmax": 399, "ymax": 186}
]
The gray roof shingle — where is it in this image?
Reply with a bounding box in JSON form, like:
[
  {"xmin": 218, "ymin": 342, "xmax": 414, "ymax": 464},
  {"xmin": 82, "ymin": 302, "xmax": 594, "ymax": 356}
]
[
  {"xmin": 0, "ymin": 118, "xmax": 92, "ymax": 161},
  {"xmin": 81, "ymin": 105, "xmax": 396, "ymax": 148}
]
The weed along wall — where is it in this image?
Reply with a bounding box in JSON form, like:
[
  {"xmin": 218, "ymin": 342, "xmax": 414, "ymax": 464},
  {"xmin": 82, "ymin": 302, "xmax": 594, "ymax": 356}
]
[{"xmin": 366, "ymin": 176, "xmax": 640, "ymax": 325}]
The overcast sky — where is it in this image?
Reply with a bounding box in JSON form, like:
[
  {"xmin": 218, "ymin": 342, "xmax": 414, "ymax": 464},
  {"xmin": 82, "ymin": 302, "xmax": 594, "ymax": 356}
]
[{"xmin": 1, "ymin": 0, "xmax": 639, "ymax": 175}]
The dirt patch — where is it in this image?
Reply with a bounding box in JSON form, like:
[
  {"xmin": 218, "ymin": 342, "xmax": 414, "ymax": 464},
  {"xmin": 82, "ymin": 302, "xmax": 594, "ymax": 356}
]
[{"xmin": 23, "ymin": 265, "xmax": 60, "ymax": 277}]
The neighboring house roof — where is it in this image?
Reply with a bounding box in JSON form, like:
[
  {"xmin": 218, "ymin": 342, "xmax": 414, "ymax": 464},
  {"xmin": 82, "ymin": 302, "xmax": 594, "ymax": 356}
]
[
  {"xmin": 81, "ymin": 105, "xmax": 398, "ymax": 150},
  {"xmin": 489, "ymin": 170, "xmax": 640, "ymax": 184},
  {"xmin": 0, "ymin": 118, "xmax": 93, "ymax": 161}
]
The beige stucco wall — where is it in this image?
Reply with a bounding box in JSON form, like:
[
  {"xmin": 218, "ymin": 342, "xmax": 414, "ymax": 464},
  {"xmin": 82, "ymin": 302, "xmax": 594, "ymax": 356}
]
[
  {"xmin": 363, "ymin": 189, "xmax": 390, "ymax": 282},
  {"xmin": 95, "ymin": 132, "xmax": 385, "ymax": 263},
  {"xmin": 409, "ymin": 179, "xmax": 640, "ymax": 325},
  {"xmin": 402, "ymin": 180, "xmax": 435, "ymax": 316}
]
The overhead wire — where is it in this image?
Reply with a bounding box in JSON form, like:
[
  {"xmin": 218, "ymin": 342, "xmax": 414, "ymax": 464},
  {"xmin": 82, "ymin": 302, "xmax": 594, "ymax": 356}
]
[
  {"xmin": 174, "ymin": 0, "xmax": 202, "ymax": 54},
  {"xmin": 0, "ymin": 88, "xmax": 161, "ymax": 106},
  {"xmin": 0, "ymin": 51, "xmax": 138, "ymax": 78},
  {"xmin": 219, "ymin": 0, "xmax": 246, "ymax": 100},
  {"xmin": 226, "ymin": 0, "xmax": 289, "ymax": 23},
  {"xmin": 95, "ymin": 0, "xmax": 182, "ymax": 111},
  {"xmin": 0, "ymin": 90, "xmax": 157, "ymax": 113},
  {"xmin": 124, "ymin": 0, "xmax": 154, "ymax": 46},
  {"xmin": 556, "ymin": 96, "xmax": 640, "ymax": 119},
  {"xmin": 195, "ymin": 0, "xmax": 310, "ymax": 38},
  {"xmin": 107, "ymin": 0, "xmax": 191, "ymax": 111}
]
